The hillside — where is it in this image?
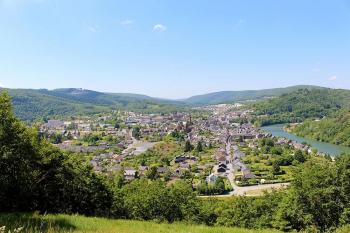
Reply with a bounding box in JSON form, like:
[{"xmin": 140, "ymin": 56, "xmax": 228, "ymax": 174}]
[
  {"xmin": 1, "ymin": 213, "xmax": 349, "ymax": 233},
  {"xmin": 1, "ymin": 91, "xmax": 350, "ymax": 233},
  {"xmin": 0, "ymin": 213, "xmax": 281, "ymax": 233},
  {"xmin": 183, "ymin": 85, "xmax": 324, "ymax": 105},
  {"xmin": 1, "ymin": 86, "xmax": 346, "ymax": 122},
  {"xmin": 1, "ymin": 88, "xmax": 187, "ymax": 122},
  {"xmin": 289, "ymin": 110, "xmax": 350, "ymax": 147},
  {"xmin": 253, "ymin": 88, "xmax": 350, "ymax": 126}
]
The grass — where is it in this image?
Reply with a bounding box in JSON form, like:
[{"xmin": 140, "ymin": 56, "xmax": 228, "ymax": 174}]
[
  {"xmin": 0, "ymin": 213, "xmax": 282, "ymax": 233},
  {"xmin": 336, "ymin": 225, "xmax": 350, "ymax": 233}
]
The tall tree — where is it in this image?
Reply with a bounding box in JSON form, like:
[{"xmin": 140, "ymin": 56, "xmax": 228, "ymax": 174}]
[
  {"xmin": 184, "ymin": 140, "xmax": 193, "ymax": 152},
  {"xmin": 196, "ymin": 141, "xmax": 203, "ymax": 152}
]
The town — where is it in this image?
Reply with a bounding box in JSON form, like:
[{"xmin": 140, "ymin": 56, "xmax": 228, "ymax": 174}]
[{"xmin": 39, "ymin": 103, "xmax": 314, "ymax": 196}]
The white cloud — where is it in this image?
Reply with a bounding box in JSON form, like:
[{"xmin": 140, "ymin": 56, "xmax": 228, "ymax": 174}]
[
  {"xmin": 329, "ymin": 75, "xmax": 337, "ymax": 81},
  {"xmin": 120, "ymin": 19, "xmax": 133, "ymax": 26},
  {"xmin": 88, "ymin": 25, "xmax": 98, "ymax": 33},
  {"xmin": 153, "ymin": 24, "xmax": 167, "ymax": 32}
]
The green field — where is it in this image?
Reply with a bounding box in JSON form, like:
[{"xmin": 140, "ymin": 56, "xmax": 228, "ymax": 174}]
[{"xmin": 0, "ymin": 213, "xmax": 281, "ymax": 233}]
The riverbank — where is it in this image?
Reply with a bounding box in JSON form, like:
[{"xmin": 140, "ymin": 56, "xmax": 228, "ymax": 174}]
[{"xmin": 261, "ymin": 124, "xmax": 350, "ymax": 156}]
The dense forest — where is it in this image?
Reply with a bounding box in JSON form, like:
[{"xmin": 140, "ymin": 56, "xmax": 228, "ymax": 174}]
[
  {"xmin": 2, "ymin": 88, "xmax": 188, "ymax": 122},
  {"xmin": 185, "ymin": 85, "xmax": 323, "ymax": 105},
  {"xmin": 253, "ymin": 88, "xmax": 350, "ymax": 126},
  {"xmin": 289, "ymin": 110, "xmax": 350, "ymax": 147},
  {"xmin": 1, "ymin": 91, "xmax": 350, "ymax": 232},
  {"xmin": 1, "ymin": 86, "xmax": 328, "ymax": 122}
]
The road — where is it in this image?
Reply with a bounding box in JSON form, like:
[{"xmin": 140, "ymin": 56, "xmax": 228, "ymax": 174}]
[
  {"xmin": 122, "ymin": 131, "xmax": 157, "ymax": 156},
  {"xmin": 205, "ymin": 138, "xmax": 290, "ymax": 197},
  {"xmin": 230, "ymin": 177, "xmax": 289, "ymax": 196}
]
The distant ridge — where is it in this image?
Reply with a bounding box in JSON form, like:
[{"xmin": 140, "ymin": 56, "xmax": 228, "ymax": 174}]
[
  {"xmin": 0, "ymin": 88, "xmax": 186, "ymax": 122},
  {"xmin": 182, "ymin": 85, "xmax": 325, "ymax": 105},
  {"xmin": 0, "ymin": 85, "xmax": 330, "ymax": 122}
]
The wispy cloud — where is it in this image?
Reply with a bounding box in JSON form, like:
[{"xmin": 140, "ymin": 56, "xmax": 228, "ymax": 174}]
[
  {"xmin": 88, "ymin": 25, "xmax": 99, "ymax": 33},
  {"xmin": 329, "ymin": 75, "xmax": 337, "ymax": 81},
  {"xmin": 120, "ymin": 19, "xmax": 134, "ymax": 26},
  {"xmin": 153, "ymin": 24, "xmax": 167, "ymax": 32},
  {"xmin": 233, "ymin": 19, "xmax": 246, "ymax": 30}
]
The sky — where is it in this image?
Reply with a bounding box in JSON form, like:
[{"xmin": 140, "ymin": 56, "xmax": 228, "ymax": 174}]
[{"xmin": 0, "ymin": 0, "xmax": 350, "ymax": 99}]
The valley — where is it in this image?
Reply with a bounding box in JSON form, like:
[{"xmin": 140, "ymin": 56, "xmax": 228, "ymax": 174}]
[
  {"xmin": 2, "ymin": 1, "xmax": 350, "ymax": 232},
  {"xmin": 1, "ymin": 86, "xmax": 350, "ymax": 233}
]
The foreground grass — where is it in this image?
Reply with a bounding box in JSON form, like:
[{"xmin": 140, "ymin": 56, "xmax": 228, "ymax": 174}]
[{"xmin": 0, "ymin": 213, "xmax": 281, "ymax": 233}]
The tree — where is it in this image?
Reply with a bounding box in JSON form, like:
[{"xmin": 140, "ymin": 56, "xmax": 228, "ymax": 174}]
[
  {"xmin": 275, "ymin": 158, "xmax": 345, "ymax": 231},
  {"xmin": 52, "ymin": 133, "xmax": 62, "ymax": 144},
  {"xmin": 214, "ymin": 177, "xmax": 225, "ymax": 194},
  {"xmin": 271, "ymin": 161, "xmax": 281, "ymax": 175},
  {"xmin": 196, "ymin": 141, "xmax": 203, "ymax": 152},
  {"xmin": 146, "ymin": 166, "xmax": 159, "ymax": 180},
  {"xmin": 0, "ymin": 92, "xmax": 113, "ymax": 216},
  {"xmin": 294, "ymin": 150, "xmax": 306, "ymax": 163},
  {"xmin": 184, "ymin": 140, "xmax": 193, "ymax": 152},
  {"xmin": 132, "ymin": 127, "xmax": 141, "ymax": 140}
]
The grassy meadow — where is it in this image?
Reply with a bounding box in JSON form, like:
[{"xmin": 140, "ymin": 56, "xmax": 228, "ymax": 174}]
[{"xmin": 0, "ymin": 213, "xmax": 282, "ymax": 233}]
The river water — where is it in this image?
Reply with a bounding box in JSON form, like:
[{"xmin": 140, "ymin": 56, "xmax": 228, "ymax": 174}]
[{"xmin": 261, "ymin": 124, "xmax": 350, "ymax": 156}]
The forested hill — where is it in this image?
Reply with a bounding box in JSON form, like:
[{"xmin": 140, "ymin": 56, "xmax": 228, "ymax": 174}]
[
  {"xmin": 290, "ymin": 110, "xmax": 350, "ymax": 147},
  {"xmin": 253, "ymin": 88, "xmax": 350, "ymax": 126},
  {"xmin": 1, "ymin": 91, "xmax": 350, "ymax": 232},
  {"xmin": 0, "ymin": 85, "xmax": 326, "ymax": 122},
  {"xmin": 183, "ymin": 85, "xmax": 324, "ymax": 105},
  {"xmin": 0, "ymin": 88, "xmax": 186, "ymax": 122}
]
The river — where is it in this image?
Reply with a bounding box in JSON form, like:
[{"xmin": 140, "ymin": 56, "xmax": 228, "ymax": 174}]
[{"xmin": 261, "ymin": 124, "xmax": 350, "ymax": 156}]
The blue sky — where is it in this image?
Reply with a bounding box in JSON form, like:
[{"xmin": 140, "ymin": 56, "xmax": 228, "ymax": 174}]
[{"xmin": 0, "ymin": 0, "xmax": 349, "ymax": 98}]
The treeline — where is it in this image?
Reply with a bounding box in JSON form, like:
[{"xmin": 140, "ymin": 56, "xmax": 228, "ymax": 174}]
[
  {"xmin": 1, "ymin": 92, "xmax": 350, "ymax": 232},
  {"xmin": 290, "ymin": 110, "xmax": 350, "ymax": 146},
  {"xmin": 4, "ymin": 88, "xmax": 190, "ymax": 122},
  {"xmin": 253, "ymin": 89, "xmax": 350, "ymax": 126},
  {"xmin": 0, "ymin": 92, "xmax": 112, "ymax": 215}
]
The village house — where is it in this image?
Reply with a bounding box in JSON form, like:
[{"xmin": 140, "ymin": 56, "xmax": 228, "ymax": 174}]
[
  {"xmin": 206, "ymin": 173, "xmax": 218, "ymax": 184},
  {"xmin": 157, "ymin": 167, "xmax": 168, "ymax": 174},
  {"xmin": 124, "ymin": 168, "xmax": 137, "ymax": 180}
]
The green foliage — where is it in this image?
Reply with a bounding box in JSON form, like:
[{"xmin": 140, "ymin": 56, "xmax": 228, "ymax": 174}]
[
  {"xmin": 2, "ymin": 91, "xmax": 350, "ymax": 232},
  {"xmin": 132, "ymin": 127, "xmax": 141, "ymax": 140},
  {"xmin": 146, "ymin": 166, "xmax": 159, "ymax": 180},
  {"xmin": 275, "ymin": 158, "xmax": 348, "ymax": 232},
  {"xmin": 185, "ymin": 85, "xmax": 322, "ymax": 105},
  {"xmin": 0, "ymin": 213, "xmax": 283, "ymax": 233},
  {"xmin": 0, "ymin": 92, "xmax": 112, "ymax": 216},
  {"xmin": 294, "ymin": 150, "xmax": 306, "ymax": 163},
  {"xmin": 271, "ymin": 162, "xmax": 281, "ymax": 175},
  {"xmin": 291, "ymin": 110, "xmax": 350, "ymax": 146},
  {"xmin": 197, "ymin": 177, "xmax": 232, "ymax": 195},
  {"xmin": 254, "ymin": 89, "xmax": 350, "ymax": 126},
  {"xmin": 3, "ymin": 88, "xmax": 191, "ymax": 122},
  {"xmin": 216, "ymin": 193, "xmax": 283, "ymax": 229},
  {"xmin": 82, "ymin": 133, "xmax": 102, "ymax": 145},
  {"xmin": 196, "ymin": 141, "xmax": 203, "ymax": 152},
  {"xmin": 184, "ymin": 140, "xmax": 194, "ymax": 152},
  {"xmin": 170, "ymin": 130, "xmax": 185, "ymax": 141},
  {"xmin": 121, "ymin": 179, "xmax": 196, "ymax": 222}
]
